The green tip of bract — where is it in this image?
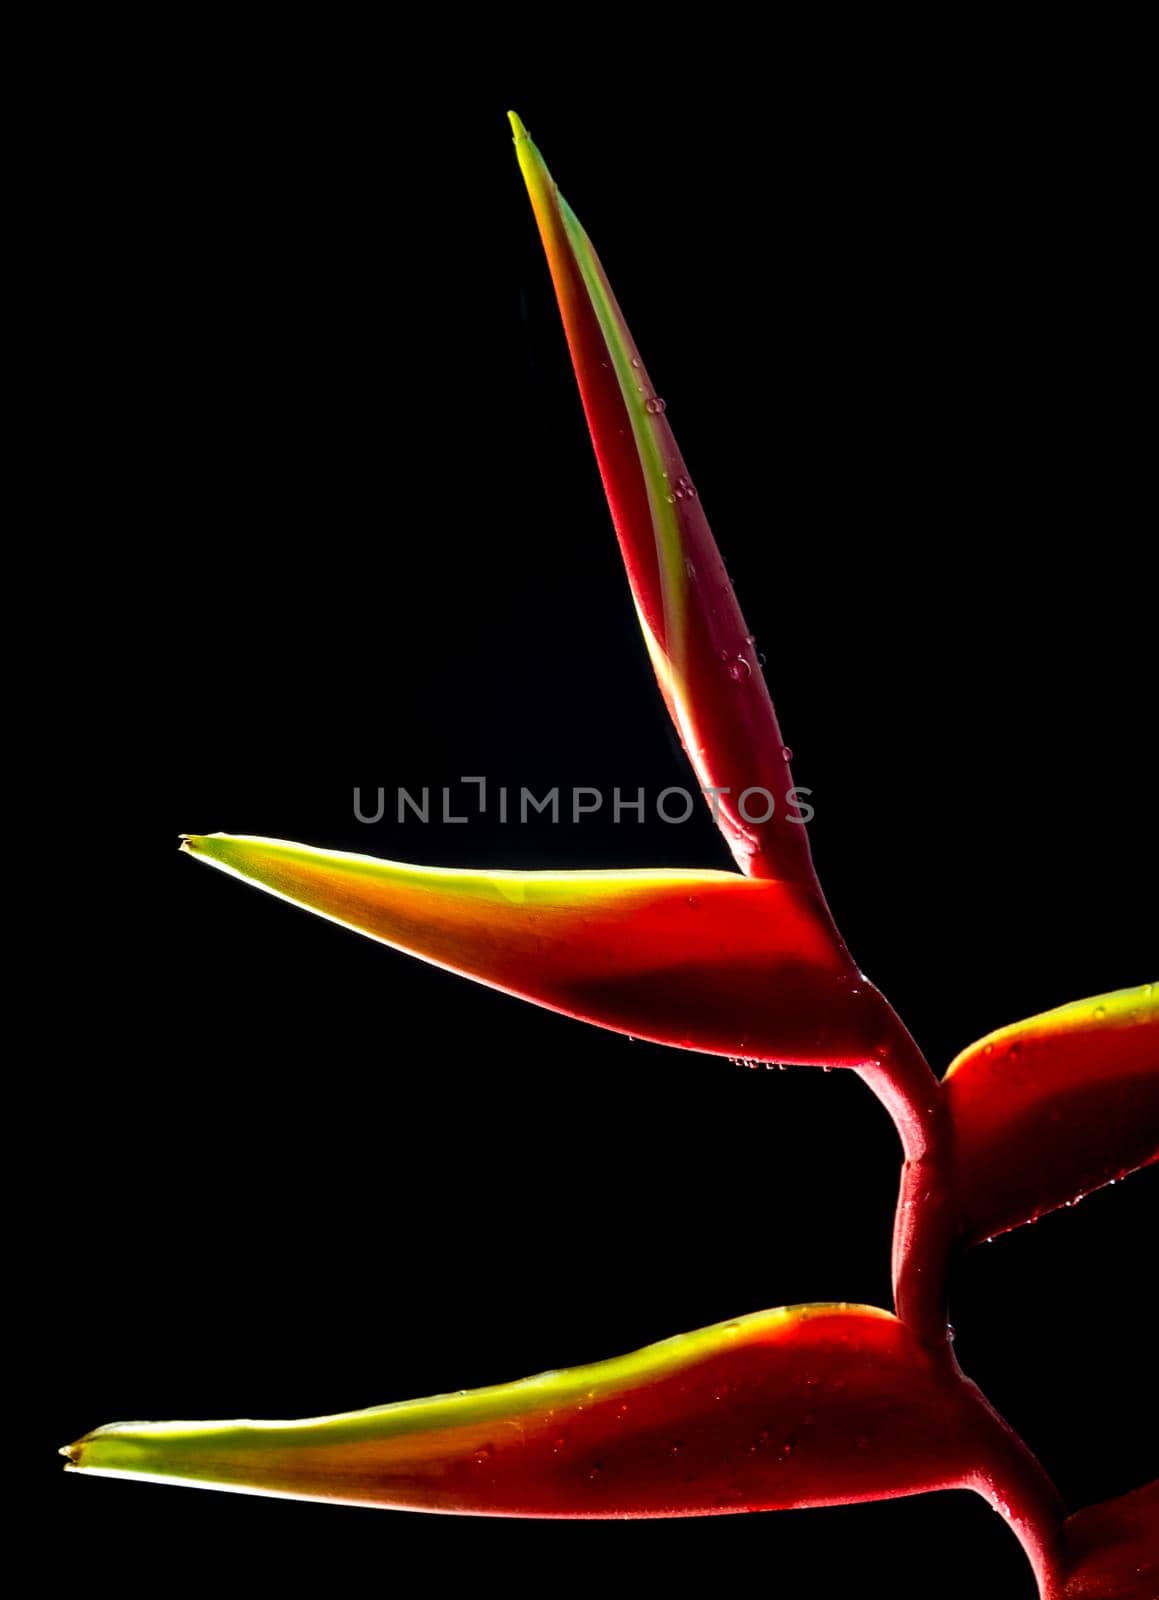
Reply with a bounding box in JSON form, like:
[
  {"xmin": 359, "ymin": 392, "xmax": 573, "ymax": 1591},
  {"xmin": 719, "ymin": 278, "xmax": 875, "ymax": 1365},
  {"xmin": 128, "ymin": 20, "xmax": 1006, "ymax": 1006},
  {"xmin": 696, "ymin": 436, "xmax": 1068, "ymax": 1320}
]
[{"xmin": 507, "ymin": 110, "xmax": 529, "ymax": 141}]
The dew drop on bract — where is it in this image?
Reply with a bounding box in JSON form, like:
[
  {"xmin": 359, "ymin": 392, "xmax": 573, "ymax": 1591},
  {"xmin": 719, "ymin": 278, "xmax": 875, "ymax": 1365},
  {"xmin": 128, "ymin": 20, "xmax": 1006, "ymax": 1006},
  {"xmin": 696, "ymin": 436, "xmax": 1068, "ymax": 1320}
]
[
  {"xmin": 645, "ymin": 396, "xmax": 667, "ymax": 414},
  {"xmin": 727, "ymin": 657, "xmax": 751, "ymax": 682},
  {"xmin": 781, "ymin": 745, "xmax": 794, "ymax": 761}
]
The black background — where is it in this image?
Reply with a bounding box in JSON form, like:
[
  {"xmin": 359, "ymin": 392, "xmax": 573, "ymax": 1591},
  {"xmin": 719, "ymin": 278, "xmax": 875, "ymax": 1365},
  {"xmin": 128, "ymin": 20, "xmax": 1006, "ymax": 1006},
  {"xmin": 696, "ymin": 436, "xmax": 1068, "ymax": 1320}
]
[{"xmin": 41, "ymin": 40, "xmax": 1155, "ymax": 1600}]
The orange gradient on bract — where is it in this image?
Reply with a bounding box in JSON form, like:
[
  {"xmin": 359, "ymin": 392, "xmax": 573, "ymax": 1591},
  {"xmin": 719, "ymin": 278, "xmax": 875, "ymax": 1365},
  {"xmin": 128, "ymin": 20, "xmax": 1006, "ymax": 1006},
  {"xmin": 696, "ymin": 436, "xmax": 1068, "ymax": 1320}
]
[
  {"xmin": 65, "ymin": 1305, "xmax": 987, "ymax": 1516},
  {"xmin": 180, "ymin": 834, "xmax": 886, "ymax": 1066},
  {"xmin": 945, "ymin": 985, "xmax": 1159, "ymax": 1243}
]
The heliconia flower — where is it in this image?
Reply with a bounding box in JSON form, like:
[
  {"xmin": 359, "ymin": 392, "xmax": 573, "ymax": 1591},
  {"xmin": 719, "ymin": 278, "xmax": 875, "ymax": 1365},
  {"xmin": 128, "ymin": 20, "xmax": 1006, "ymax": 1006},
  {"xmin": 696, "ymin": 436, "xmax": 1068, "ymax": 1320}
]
[
  {"xmin": 945, "ymin": 984, "xmax": 1158, "ymax": 1245},
  {"xmin": 178, "ymin": 833, "xmax": 889, "ymax": 1067},
  {"xmin": 66, "ymin": 113, "xmax": 1155, "ymax": 1600},
  {"xmin": 510, "ymin": 111, "xmax": 820, "ymax": 891},
  {"xmin": 60, "ymin": 1304, "xmax": 1046, "ymax": 1531}
]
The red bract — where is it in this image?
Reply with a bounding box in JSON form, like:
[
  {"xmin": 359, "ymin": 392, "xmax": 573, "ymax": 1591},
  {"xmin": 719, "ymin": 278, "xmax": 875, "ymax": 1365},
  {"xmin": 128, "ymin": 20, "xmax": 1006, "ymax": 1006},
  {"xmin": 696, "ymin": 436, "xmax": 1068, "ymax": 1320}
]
[
  {"xmin": 65, "ymin": 114, "xmax": 1158, "ymax": 1600},
  {"xmin": 946, "ymin": 986, "xmax": 1159, "ymax": 1245}
]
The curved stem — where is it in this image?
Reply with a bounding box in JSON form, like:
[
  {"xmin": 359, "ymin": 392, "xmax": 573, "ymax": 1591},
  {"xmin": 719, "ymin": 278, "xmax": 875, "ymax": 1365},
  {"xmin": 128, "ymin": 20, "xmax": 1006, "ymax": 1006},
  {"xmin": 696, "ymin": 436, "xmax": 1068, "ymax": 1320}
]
[
  {"xmin": 889, "ymin": 1150, "xmax": 956, "ymax": 1344},
  {"xmin": 958, "ymin": 1364, "xmax": 1067, "ymax": 1598},
  {"xmin": 854, "ymin": 991, "xmax": 956, "ymax": 1344},
  {"xmin": 853, "ymin": 993, "xmax": 1067, "ymax": 1596}
]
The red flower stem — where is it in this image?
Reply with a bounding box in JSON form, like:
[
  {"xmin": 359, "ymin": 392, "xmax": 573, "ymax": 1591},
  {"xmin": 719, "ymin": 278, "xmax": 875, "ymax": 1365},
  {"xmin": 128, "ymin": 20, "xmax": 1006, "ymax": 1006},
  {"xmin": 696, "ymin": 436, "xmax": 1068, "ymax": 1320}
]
[
  {"xmin": 959, "ymin": 1365, "xmax": 1067, "ymax": 1598},
  {"xmin": 854, "ymin": 1005, "xmax": 956, "ymax": 1344},
  {"xmin": 861, "ymin": 1009, "xmax": 1067, "ymax": 1597}
]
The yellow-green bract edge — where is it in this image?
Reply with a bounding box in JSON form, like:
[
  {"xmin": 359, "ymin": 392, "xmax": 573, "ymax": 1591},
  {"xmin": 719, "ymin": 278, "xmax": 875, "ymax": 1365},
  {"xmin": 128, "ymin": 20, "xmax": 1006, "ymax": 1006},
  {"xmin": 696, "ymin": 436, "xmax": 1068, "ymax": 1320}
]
[
  {"xmin": 64, "ymin": 1303, "xmax": 889, "ymax": 1477},
  {"xmin": 944, "ymin": 983, "xmax": 1156, "ymax": 1078}
]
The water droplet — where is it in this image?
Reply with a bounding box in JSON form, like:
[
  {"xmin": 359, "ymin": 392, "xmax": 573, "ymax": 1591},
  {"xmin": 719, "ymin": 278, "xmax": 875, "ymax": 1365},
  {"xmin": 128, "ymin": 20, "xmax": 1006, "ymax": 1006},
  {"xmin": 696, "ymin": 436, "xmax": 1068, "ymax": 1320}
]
[
  {"xmin": 645, "ymin": 396, "xmax": 667, "ymax": 414},
  {"xmin": 673, "ymin": 475, "xmax": 697, "ymax": 500},
  {"xmin": 588, "ymin": 1463, "xmax": 604, "ymax": 1480},
  {"xmin": 1094, "ymin": 1004, "xmax": 1106, "ymax": 1019},
  {"xmin": 727, "ymin": 657, "xmax": 751, "ymax": 682},
  {"xmin": 781, "ymin": 745, "xmax": 793, "ymax": 761},
  {"xmin": 947, "ymin": 1323, "xmax": 956, "ymax": 1342},
  {"xmin": 551, "ymin": 1436, "xmax": 567, "ymax": 1453},
  {"xmin": 473, "ymin": 1447, "xmax": 493, "ymax": 1467},
  {"xmin": 630, "ymin": 357, "xmax": 640, "ymax": 368},
  {"xmin": 758, "ymin": 651, "xmax": 768, "ymax": 665},
  {"xmin": 687, "ymin": 895, "xmax": 700, "ymax": 908},
  {"xmin": 670, "ymin": 1440, "xmax": 684, "ymax": 1455},
  {"xmin": 684, "ymin": 559, "xmax": 697, "ymax": 580}
]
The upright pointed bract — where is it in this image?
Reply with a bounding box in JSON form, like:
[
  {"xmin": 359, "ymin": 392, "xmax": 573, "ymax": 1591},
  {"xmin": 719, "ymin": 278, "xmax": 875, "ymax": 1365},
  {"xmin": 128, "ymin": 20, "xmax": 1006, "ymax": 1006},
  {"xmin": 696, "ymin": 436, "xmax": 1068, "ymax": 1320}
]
[
  {"xmin": 945, "ymin": 985, "xmax": 1159, "ymax": 1244},
  {"xmin": 62, "ymin": 1305, "xmax": 1000, "ymax": 1517},
  {"xmin": 179, "ymin": 834, "xmax": 888, "ymax": 1066},
  {"xmin": 510, "ymin": 112, "xmax": 823, "ymax": 892}
]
